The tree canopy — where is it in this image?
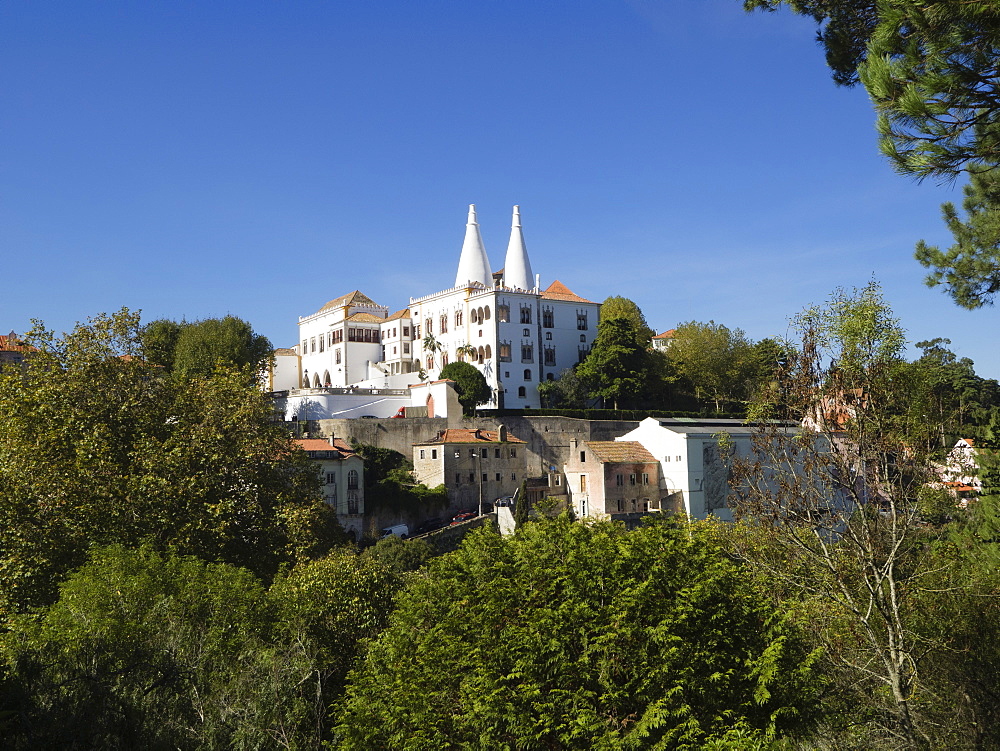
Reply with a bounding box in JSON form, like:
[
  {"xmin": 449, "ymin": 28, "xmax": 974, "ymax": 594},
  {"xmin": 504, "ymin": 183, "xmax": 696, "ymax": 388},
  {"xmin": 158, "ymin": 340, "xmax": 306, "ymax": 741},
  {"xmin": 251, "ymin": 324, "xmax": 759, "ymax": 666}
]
[
  {"xmin": 337, "ymin": 517, "xmax": 822, "ymax": 749},
  {"xmin": 745, "ymin": 0, "xmax": 1000, "ymax": 308},
  {"xmin": 141, "ymin": 315, "xmax": 272, "ymax": 376},
  {"xmin": 0, "ymin": 309, "xmax": 335, "ymax": 615},
  {"xmin": 439, "ymin": 361, "xmax": 491, "ymax": 414}
]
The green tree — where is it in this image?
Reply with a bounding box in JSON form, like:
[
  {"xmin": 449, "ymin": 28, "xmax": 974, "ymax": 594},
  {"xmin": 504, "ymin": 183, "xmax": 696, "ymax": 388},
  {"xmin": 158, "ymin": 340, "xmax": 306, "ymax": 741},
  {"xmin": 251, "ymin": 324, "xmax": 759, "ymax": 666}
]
[
  {"xmin": 598, "ymin": 295, "xmax": 655, "ymax": 343},
  {"xmin": 667, "ymin": 320, "xmax": 756, "ymax": 411},
  {"xmin": 2, "ymin": 544, "xmax": 400, "ymax": 750},
  {"xmin": 439, "ymin": 361, "xmax": 491, "ymax": 415},
  {"xmin": 172, "ymin": 315, "xmax": 273, "ymax": 377},
  {"xmin": 512, "ymin": 479, "xmax": 529, "ymax": 529},
  {"xmin": 731, "ymin": 282, "xmax": 939, "ymax": 748},
  {"xmin": 916, "ymin": 168, "xmax": 1000, "ymax": 308},
  {"xmin": 138, "ymin": 318, "xmax": 182, "ymax": 371},
  {"xmin": 0, "ymin": 310, "xmax": 333, "ymax": 615},
  {"xmin": 745, "ymin": 1, "xmax": 1000, "ymax": 307},
  {"xmin": 576, "ymin": 317, "xmax": 651, "ymax": 409},
  {"xmin": 337, "ymin": 517, "xmax": 822, "ymax": 749}
]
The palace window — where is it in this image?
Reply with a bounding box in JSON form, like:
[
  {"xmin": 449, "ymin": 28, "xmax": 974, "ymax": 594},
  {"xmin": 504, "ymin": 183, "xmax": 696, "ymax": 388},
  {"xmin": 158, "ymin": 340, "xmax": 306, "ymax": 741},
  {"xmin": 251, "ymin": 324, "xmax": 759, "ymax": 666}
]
[
  {"xmin": 455, "ymin": 310, "xmax": 463, "ymax": 327},
  {"xmin": 499, "ymin": 342, "xmax": 512, "ymax": 362},
  {"xmin": 523, "ymin": 369, "xmax": 532, "ymax": 381},
  {"xmin": 498, "ymin": 304, "xmax": 510, "ymax": 322},
  {"xmin": 542, "ymin": 309, "xmax": 554, "ymax": 328},
  {"xmin": 439, "ymin": 315, "xmax": 448, "ymax": 333},
  {"xmin": 521, "ymin": 345, "xmax": 533, "ymax": 362},
  {"xmin": 544, "ymin": 347, "xmax": 556, "ymax": 366},
  {"xmin": 577, "ymin": 312, "xmax": 588, "ymax": 330},
  {"xmin": 520, "ymin": 305, "xmax": 532, "ymax": 324}
]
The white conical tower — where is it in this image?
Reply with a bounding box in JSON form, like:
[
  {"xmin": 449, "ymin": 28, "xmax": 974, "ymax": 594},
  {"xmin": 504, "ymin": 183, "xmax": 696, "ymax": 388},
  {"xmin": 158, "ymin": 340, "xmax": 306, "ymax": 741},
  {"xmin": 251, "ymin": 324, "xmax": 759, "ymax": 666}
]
[
  {"xmin": 502, "ymin": 205, "xmax": 533, "ymax": 290},
  {"xmin": 454, "ymin": 204, "xmax": 493, "ymax": 287}
]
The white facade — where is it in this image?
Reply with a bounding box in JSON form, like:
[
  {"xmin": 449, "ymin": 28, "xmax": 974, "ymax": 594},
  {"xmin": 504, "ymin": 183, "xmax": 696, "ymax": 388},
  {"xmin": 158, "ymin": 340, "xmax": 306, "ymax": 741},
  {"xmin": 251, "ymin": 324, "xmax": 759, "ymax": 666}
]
[
  {"xmin": 616, "ymin": 417, "xmax": 762, "ymax": 521},
  {"xmin": 272, "ymin": 205, "xmax": 601, "ymax": 415}
]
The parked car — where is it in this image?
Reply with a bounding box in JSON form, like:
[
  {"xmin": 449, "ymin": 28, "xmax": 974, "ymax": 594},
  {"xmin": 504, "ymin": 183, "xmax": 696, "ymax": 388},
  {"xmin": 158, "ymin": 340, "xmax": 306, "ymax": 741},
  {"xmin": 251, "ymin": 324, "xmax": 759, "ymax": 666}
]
[
  {"xmin": 450, "ymin": 511, "xmax": 477, "ymax": 526},
  {"xmin": 379, "ymin": 524, "xmax": 409, "ymax": 539},
  {"xmin": 390, "ymin": 407, "xmax": 406, "ymax": 418},
  {"xmin": 495, "ymin": 496, "xmax": 514, "ymax": 507}
]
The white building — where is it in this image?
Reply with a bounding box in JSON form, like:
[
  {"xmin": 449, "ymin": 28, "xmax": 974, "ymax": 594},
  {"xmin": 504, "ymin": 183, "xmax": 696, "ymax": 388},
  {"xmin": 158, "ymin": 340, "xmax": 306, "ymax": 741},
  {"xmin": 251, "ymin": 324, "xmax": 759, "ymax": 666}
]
[{"xmin": 269, "ymin": 205, "xmax": 601, "ymax": 416}]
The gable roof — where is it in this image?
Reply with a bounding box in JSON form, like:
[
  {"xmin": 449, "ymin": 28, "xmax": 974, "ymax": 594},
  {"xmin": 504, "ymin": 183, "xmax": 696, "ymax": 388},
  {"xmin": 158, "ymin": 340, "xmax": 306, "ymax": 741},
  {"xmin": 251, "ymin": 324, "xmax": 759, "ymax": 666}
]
[
  {"xmin": 384, "ymin": 308, "xmax": 411, "ymax": 322},
  {"xmin": 652, "ymin": 329, "xmax": 675, "ymax": 340},
  {"xmin": 585, "ymin": 441, "xmax": 657, "ymax": 464},
  {"xmin": 415, "ymin": 428, "xmax": 526, "ymax": 445},
  {"xmin": 541, "ymin": 280, "xmax": 595, "ymax": 304},
  {"xmin": 317, "ymin": 290, "xmax": 381, "ymax": 314},
  {"xmin": 294, "ymin": 437, "xmax": 357, "ymax": 457}
]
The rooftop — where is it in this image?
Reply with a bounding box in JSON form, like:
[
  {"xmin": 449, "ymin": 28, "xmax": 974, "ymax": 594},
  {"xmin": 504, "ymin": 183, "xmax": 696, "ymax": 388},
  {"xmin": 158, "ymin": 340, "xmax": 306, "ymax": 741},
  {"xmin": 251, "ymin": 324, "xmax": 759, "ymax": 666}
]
[
  {"xmin": 294, "ymin": 437, "xmax": 357, "ymax": 456},
  {"xmin": 540, "ymin": 280, "xmax": 595, "ymax": 304},
  {"xmin": 585, "ymin": 441, "xmax": 657, "ymax": 464}
]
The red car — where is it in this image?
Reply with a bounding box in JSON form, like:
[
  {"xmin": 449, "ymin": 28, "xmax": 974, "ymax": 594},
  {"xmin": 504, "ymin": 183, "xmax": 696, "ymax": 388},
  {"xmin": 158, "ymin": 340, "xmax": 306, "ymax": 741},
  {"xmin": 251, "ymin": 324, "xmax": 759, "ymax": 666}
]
[{"xmin": 450, "ymin": 511, "xmax": 477, "ymax": 526}]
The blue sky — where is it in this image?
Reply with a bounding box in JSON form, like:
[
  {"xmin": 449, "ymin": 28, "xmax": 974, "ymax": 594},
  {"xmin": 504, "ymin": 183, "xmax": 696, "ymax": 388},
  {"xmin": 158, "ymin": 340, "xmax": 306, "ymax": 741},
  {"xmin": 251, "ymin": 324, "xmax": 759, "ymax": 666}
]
[{"xmin": 3, "ymin": 1, "xmax": 996, "ymax": 377}]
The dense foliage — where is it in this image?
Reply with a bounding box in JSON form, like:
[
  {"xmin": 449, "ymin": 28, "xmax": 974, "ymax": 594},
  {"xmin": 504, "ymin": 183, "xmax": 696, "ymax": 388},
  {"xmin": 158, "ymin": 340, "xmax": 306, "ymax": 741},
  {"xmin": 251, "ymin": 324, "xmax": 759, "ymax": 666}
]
[
  {"xmin": 439, "ymin": 360, "xmax": 492, "ymax": 414},
  {"xmin": 0, "ymin": 310, "xmax": 334, "ymax": 615},
  {"xmin": 336, "ymin": 517, "xmax": 823, "ymax": 749}
]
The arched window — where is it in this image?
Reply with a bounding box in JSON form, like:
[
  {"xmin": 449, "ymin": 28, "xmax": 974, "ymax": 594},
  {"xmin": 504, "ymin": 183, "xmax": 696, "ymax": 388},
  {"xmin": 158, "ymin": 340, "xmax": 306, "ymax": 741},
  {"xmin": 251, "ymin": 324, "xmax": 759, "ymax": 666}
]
[
  {"xmin": 478, "ymin": 346, "xmax": 485, "ymax": 362},
  {"xmin": 483, "ymin": 305, "xmax": 491, "ymax": 320},
  {"xmin": 440, "ymin": 314, "xmax": 448, "ymax": 333},
  {"xmin": 441, "ymin": 353, "xmax": 449, "ymax": 366},
  {"xmin": 484, "ymin": 344, "xmax": 491, "ymax": 359},
  {"xmin": 546, "ymin": 372, "xmax": 555, "ymax": 381},
  {"xmin": 302, "ymin": 370, "xmax": 309, "ymax": 388},
  {"xmin": 524, "ymin": 369, "xmax": 532, "ymax": 381},
  {"xmin": 470, "ymin": 309, "xmax": 478, "ymax": 325},
  {"xmin": 348, "ymin": 470, "xmax": 359, "ymax": 490},
  {"xmin": 477, "ymin": 307, "xmax": 484, "ymax": 323},
  {"xmin": 313, "ymin": 373, "xmax": 321, "ymax": 388},
  {"xmin": 579, "ymin": 334, "xmax": 586, "ymax": 343},
  {"xmin": 427, "ymin": 356, "xmax": 434, "ymax": 370},
  {"xmin": 455, "ymin": 310, "xmax": 463, "ymax": 327},
  {"xmin": 518, "ymin": 386, "xmax": 526, "ymax": 398},
  {"xmin": 323, "ymin": 370, "xmax": 331, "ymax": 386}
]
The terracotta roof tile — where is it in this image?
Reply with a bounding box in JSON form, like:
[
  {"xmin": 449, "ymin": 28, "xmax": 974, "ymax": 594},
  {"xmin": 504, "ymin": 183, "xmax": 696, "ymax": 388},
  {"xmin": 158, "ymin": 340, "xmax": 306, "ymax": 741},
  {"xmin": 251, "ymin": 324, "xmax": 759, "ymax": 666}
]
[
  {"xmin": 317, "ymin": 290, "xmax": 381, "ymax": 314},
  {"xmin": 585, "ymin": 441, "xmax": 657, "ymax": 464},
  {"xmin": 294, "ymin": 437, "xmax": 357, "ymax": 456},
  {"xmin": 384, "ymin": 308, "xmax": 411, "ymax": 322},
  {"xmin": 346, "ymin": 312, "xmax": 386, "ymax": 323},
  {"xmin": 652, "ymin": 330, "xmax": 675, "ymax": 340},
  {"xmin": 541, "ymin": 280, "xmax": 595, "ymax": 304}
]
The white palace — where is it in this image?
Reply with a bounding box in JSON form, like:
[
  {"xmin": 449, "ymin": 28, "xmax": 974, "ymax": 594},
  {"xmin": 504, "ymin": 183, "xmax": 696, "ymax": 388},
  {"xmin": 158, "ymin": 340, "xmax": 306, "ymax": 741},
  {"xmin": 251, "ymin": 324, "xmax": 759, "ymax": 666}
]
[{"xmin": 266, "ymin": 205, "xmax": 601, "ymax": 419}]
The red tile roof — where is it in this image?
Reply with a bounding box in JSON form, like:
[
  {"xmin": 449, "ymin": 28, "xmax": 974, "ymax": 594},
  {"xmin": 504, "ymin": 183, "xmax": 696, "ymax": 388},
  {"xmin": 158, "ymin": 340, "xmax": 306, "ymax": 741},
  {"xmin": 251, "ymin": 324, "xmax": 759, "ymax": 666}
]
[
  {"xmin": 346, "ymin": 312, "xmax": 385, "ymax": 323},
  {"xmin": 317, "ymin": 290, "xmax": 381, "ymax": 314},
  {"xmin": 541, "ymin": 280, "xmax": 595, "ymax": 304},
  {"xmin": 294, "ymin": 437, "xmax": 357, "ymax": 456},
  {"xmin": 586, "ymin": 441, "xmax": 657, "ymax": 464},
  {"xmin": 652, "ymin": 329, "xmax": 675, "ymax": 340}
]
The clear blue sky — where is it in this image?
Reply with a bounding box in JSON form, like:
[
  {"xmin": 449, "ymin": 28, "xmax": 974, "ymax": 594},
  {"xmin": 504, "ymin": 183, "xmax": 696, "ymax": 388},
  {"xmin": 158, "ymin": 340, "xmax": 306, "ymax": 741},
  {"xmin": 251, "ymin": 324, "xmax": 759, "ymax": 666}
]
[{"xmin": 3, "ymin": 1, "xmax": 996, "ymax": 377}]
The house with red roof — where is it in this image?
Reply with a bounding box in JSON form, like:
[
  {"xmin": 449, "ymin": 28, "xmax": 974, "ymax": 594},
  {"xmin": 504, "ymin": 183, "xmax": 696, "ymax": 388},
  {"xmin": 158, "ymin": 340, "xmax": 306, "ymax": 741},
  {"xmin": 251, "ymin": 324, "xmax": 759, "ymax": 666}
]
[
  {"xmin": 412, "ymin": 425, "xmax": 528, "ymax": 512},
  {"xmin": 294, "ymin": 436, "xmax": 366, "ymax": 541}
]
